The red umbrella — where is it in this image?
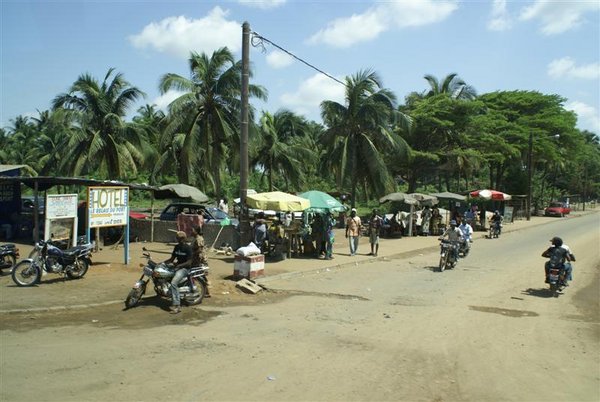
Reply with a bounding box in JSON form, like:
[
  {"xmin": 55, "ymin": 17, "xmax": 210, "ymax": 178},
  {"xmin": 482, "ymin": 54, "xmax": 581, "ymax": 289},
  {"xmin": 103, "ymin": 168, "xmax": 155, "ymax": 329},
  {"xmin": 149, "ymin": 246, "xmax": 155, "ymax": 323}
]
[{"xmin": 469, "ymin": 189, "xmax": 512, "ymax": 201}]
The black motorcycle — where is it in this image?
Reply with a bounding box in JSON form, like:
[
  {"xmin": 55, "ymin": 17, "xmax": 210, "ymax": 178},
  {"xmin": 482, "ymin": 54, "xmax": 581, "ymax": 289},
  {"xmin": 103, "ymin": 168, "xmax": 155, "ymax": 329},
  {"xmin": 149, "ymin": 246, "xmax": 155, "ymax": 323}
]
[
  {"xmin": 11, "ymin": 239, "xmax": 93, "ymax": 287},
  {"xmin": 546, "ymin": 264, "xmax": 568, "ymax": 296},
  {"xmin": 0, "ymin": 244, "xmax": 19, "ymax": 273},
  {"xmin": 438, "ymin": 239, "xmax": 459, "ymax": 272},
  {"xmin": 489, "ymin": 221, "xmax": 501, "ymax": 238},
  {"xmin": 124, "ymin": 252, "xmax": 209, "ymax": 309}
]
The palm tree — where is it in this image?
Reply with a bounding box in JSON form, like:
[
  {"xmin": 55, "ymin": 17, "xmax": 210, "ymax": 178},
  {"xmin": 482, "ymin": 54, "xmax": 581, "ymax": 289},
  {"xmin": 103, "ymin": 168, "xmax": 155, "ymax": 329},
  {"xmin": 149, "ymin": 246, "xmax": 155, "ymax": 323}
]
[
  {"xmin": 30, "ymin": 109, "xmax": 75, "ymax": 176},
  {"xmin": 320, "ymin": 69, "xmax": 410, "ymax": 207},
  {"xmin": 52, "ymin": 68, "xmax": 146, "ymax": 179},
  {"xmin": 424, "ymin": 73, "xmax": 477, "ymax": 100},
  {"xmin": 159, "ymin": 47, "xmax": 267, "ymax": 195},
  {"xmin": 2, "ymin": 116, "xmax": 40, "ymax": 173},
  {"xmin": 251, "ymin": 110, "xmax": 316, "ymax": 191},
  {"xmin": 132, "ymin": 104, "xmax": 168, "ymax": 184}
]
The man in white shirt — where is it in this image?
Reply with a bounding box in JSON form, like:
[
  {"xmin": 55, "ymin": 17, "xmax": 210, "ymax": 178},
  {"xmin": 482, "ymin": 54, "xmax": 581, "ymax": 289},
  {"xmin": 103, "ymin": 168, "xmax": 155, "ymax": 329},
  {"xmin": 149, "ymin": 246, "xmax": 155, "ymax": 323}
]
[{"xmin": 458, "ymin": 218, "xmax": 474, "ymax": 255}]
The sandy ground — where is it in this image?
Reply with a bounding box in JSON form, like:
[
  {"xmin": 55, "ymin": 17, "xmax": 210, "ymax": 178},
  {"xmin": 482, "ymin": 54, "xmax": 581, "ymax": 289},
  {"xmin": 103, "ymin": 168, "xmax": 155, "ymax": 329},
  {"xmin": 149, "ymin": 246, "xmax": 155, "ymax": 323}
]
[{"xmin": 0, "ymin": 211, "xmax": 598, "ymax": 401}]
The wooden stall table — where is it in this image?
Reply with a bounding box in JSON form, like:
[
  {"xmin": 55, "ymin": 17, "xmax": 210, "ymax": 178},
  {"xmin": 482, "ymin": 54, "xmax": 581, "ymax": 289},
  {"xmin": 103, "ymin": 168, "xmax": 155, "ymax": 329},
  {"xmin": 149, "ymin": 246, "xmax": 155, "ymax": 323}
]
[{"xmin": 284, "ymin": 227, "xmax": 303, "ymax": 258}]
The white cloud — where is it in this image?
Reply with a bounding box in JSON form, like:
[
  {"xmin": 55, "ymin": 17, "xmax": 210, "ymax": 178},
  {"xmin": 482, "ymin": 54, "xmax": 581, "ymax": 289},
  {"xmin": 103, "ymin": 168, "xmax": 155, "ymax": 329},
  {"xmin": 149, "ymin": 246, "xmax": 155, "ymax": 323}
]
[
  {"xmin": 151, "ymin": 90, "xmax": 186, "ymax": 111},
  {"xmin": 266, "ymin": 50, "xmax": 294, "ymax": 69},
  {"xmin": 238, "ymin": 0, "xmax": 286, "ymax": 9},
  {"xmin": 280, "ymin": 74, "xmax": 346, "ymax": 118},
  {"xmin": 519, "ymin": 0, "xmax": 600, "ymax": 35},
  {"xmin": 566, "ymin": 101, "xmax": 600, "ymax": 133},
  {"xmin": 488, "ymin": 0, "xmax": 512, "ymax": 31},
  {"xmin": 129, "ymin": 7, "xmax": 240, "ymax": 59},
  {"xmin": 548, "ymin": 57, "xmax": 600, "ymax": 80},
  {"xmin": 308, "ymin": 0, "xmax": 458, "ymax": 48}
]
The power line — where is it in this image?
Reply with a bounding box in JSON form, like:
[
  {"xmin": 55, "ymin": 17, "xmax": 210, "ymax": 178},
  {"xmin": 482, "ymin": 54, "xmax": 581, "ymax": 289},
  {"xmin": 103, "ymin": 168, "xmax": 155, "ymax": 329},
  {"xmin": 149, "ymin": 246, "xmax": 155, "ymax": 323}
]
[{"xmin": 251, "ymin": 31, "xmax": 346, "ymax": 87}]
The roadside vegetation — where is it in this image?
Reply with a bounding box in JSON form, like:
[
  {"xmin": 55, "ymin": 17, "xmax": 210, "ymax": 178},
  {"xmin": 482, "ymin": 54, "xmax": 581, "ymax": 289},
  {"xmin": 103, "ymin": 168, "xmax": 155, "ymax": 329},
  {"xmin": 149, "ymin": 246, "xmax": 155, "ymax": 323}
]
[{"xmin": 1, "ymin": 47, "xmax": 598, "ymax": 211}]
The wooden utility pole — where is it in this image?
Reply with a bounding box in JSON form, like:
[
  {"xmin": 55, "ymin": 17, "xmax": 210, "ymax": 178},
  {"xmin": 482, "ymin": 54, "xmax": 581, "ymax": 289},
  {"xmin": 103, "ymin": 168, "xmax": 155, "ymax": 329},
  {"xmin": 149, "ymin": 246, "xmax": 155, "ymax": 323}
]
[{"xmin": 239, "ymin": 21, "xmax": 251, "ymax": 245}]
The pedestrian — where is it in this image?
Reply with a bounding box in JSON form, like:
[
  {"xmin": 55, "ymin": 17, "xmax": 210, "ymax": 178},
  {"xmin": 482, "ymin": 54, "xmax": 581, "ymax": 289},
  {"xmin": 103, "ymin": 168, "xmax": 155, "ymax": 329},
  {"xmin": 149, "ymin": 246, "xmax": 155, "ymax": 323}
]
[
  {"xmin": 163, "ymin": 231, "xmax": 192, "ymax": 314},
  {"xmin": 431, "ymin": 207, "xmax": 442, "ymax": 235},
  {"xmin": 325, "ymin": 212, "xmax": 335, "ymax": 260},
  {"xmin": 421, "ymin": 206, "xmax": 432, "ymax": 236},
  {"xmin": 368, "ymin": 209, "xmax": 382, "ymax": 256},
  {"xmin": 218, "ymin": 197, "xmax": 229, "ymax": 214},
  {"xmin": 345, "ymin": 208, "xmax": 362, "ymax": 256},
  {"xmin": 191, "ymin": 225, "xmax": 210, "ymax": 297}
]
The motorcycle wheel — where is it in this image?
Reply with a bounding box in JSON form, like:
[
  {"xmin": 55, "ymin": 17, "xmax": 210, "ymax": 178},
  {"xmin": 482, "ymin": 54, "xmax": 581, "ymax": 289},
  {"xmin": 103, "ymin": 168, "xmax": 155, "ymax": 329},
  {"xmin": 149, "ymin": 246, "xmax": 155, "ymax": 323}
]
[
  {"xmin": 439, "ymin": 254, "xmax": 447, "ymax": 272},
  {"xmin": 66, "ymin": 259, "xmax": 89, "ymax": 279},
  {"xmin": 125, "ymin": 287, "xmax": 144, "ymax": 309},
  {"xmin": 0, "ymin": 254, "xmax": 17, "ymax": 272},
  {"xmin": 185, "ymin": 277, "xmax": 206, "ymax": 305},
  {"xmin": 11, "ymin": 261, "xmax": 41, "ymax": 287}
]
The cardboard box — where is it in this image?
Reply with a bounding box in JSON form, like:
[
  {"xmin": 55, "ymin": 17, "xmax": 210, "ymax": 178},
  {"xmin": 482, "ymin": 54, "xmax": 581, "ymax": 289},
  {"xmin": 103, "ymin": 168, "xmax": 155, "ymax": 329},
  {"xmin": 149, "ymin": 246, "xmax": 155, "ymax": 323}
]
[{"xmin": 234, "ymin": 254, "xmax": 265, "ymax": 279}]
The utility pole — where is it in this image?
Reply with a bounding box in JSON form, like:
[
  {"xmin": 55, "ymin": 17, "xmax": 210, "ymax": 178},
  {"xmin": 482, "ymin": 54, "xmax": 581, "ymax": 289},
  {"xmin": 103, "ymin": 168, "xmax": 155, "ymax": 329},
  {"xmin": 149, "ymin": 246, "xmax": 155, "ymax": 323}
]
[
  {"xmin": 239, "ymin": 21, "xmax": 251, "ymax": 245},
  {"xmin": 526, "ymin": 131, "xmax": 533, "ymax": 221}
]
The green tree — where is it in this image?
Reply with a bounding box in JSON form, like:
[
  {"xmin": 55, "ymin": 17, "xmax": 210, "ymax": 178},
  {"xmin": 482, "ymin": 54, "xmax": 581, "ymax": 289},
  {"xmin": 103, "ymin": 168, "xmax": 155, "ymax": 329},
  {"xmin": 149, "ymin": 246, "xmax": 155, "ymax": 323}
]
[
  {"xmin": 250, "ymin": 110, "xmax": 316, "ymax": 191},
  {"xmin": 159, "ymin": 47, "xmax": 267, "ymax": 196},
  {"xmin": 52, "ymin": 68, "xmax": 146, "ymax": 179},
  {"xmin": 320, "ymin": 70, "xmax": 410, "ymax": 207}
]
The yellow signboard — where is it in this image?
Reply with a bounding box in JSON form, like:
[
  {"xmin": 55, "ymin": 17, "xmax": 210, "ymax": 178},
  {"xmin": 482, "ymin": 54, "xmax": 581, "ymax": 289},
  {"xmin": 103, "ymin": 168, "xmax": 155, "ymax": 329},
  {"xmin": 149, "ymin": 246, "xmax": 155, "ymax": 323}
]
[{"xmin": 88, "ymin": 186, "xmax": 129, "ymax": 228}]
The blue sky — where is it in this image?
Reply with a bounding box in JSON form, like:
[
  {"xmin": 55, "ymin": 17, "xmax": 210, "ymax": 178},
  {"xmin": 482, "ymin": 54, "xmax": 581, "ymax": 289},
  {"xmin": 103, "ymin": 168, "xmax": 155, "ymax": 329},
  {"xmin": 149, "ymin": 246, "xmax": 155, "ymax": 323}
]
[{"xmin": 2, "ymin": 0, "xmax": 599, "ymax": 134}]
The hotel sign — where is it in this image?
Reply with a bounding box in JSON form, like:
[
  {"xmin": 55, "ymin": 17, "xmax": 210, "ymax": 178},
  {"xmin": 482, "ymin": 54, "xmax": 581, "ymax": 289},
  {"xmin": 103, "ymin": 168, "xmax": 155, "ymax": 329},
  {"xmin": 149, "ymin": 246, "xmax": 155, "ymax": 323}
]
[{"xmin": 88, "ymin": 186, "xmax": 129, "ymax": 228}]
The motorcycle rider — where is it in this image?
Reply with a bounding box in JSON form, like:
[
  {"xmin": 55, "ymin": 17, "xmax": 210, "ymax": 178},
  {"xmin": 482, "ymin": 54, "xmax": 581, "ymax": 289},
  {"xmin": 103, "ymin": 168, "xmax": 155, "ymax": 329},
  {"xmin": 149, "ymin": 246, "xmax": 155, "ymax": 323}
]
[
  {"xmin": 542, "ymin": 236, "xmax": 571, "ymax": 286},
  {"xmin": 163, "ymin": 231, "xmax": 192, "ymax": 314},
  {"xmin": 458, "ymin": 217, "xmax": 473, "ymax": 254},
  {"xmin": 438, "ymin": 220, "xmax": 462, "ymax": 260},
  {"xmin": 490, "ymin": 210, "xmax": 503, "ymax": 235}
]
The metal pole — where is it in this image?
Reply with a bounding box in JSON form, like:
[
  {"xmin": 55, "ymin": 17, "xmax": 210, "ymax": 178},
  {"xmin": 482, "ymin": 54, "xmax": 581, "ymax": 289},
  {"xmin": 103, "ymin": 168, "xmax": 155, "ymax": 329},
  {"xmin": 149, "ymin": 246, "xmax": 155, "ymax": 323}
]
[
  {"xmin": 583, "ymin": 164, "xmax": 587, "ymax": 211},
  {"xmin": 526, "ymin": 132, "xmax": 533, "ymax": 221},
  {"xmin": 240, "ymin": 21, "xmax": 251, "ymax": 245},
  {"xmin": 33, "ymin": 181, "xmax": 39, "ymax": 243}
]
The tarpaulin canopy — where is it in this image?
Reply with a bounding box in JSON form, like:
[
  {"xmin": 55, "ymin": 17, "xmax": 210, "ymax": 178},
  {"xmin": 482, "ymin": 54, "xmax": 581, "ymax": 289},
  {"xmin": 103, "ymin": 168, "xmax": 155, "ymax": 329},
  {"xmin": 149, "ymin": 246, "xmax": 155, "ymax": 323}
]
[
  {"xmin": 469, "ymin": 189, "xmax": 512, "ymax": 201},
  {"xmin": 154, "ymin": 184, "xmax": 210, "ymax": 203},
  {"xmin": 408, "ymin": 192, "xmax": 439, "ymax": 206},
  {"xmin": 379, "ymin": 192, "xmax": 419, "ymax": 205},
  {"xmin": 246, "ymin": 191, "xmax": 310, "ymax": 212},
  {"xmin": 298, "ymin": 190, "xmax": 345, "ymax": 213},
  {"xmin": 429, "ymin": 191, "xmax": 466, "ymax": 201}
]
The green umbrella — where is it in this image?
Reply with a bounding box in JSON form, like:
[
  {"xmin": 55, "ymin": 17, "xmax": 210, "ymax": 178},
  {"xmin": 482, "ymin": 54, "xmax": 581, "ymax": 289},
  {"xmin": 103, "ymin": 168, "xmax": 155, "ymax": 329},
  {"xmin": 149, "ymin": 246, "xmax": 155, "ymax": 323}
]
[{"xmin": 298, "ymin": 191, "xmax": 346, "ymax": 213}]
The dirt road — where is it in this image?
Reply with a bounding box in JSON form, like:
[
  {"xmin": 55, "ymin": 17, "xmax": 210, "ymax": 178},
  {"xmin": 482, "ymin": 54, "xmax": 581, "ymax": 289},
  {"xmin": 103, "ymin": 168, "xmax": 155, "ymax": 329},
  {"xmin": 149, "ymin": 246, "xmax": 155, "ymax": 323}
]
[{"xmin": 1, "ymin": 213, "xmax": 598, "ymax": 401}]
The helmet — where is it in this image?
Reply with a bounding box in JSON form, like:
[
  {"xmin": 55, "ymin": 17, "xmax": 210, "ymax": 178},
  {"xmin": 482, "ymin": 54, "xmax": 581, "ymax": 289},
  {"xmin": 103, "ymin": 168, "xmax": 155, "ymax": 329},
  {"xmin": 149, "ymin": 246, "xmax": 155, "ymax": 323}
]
[
  {"xmin": 450, "ymin": 220, "xmax": 457, "ymax": 226},
  {"xmin": 550, "ymin": 236, "xmax": 563, "ymax": 247},
  {"xmin": 176, "ymin": 231, "xmax": 187, "ymax": 240}
]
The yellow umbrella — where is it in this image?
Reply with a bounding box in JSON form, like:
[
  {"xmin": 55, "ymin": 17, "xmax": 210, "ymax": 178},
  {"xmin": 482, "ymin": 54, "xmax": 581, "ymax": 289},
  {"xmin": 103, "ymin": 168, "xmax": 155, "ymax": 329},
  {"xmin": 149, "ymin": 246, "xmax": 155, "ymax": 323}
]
[{"xmin": 246, "ymin": 191, "xmax": 311, "ymax": 212}]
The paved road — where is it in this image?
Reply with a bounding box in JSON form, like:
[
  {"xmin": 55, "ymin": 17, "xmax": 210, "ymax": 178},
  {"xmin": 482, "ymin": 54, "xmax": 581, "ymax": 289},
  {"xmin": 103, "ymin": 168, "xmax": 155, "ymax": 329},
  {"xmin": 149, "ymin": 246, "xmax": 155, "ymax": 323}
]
[{"xmin": 1, "ymin": 212, "xmax": 598, "ymax": 401}]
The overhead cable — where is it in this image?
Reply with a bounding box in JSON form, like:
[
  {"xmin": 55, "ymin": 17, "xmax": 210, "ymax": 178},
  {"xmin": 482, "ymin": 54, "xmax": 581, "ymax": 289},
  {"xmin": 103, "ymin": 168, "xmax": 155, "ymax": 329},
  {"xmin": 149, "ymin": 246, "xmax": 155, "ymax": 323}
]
[{"xmin": 251, "ymin": 31, "xmax": 346, "ymax": 87}]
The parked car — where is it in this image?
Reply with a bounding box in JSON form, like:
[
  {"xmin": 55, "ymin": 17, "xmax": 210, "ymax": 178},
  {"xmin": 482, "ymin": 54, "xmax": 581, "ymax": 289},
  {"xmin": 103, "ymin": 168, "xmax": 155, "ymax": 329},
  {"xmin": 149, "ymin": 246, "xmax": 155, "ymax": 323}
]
[
  {"xmin": 21, "ymin": 196, "xmax": 45, "ymax": 214},
  {"xmin": 159, "ymin": 203, "xmax": 239, "ymax": 227},
  {"xmin": 544, "ymin": 201, "xmax": 571, "ymax": 217}
]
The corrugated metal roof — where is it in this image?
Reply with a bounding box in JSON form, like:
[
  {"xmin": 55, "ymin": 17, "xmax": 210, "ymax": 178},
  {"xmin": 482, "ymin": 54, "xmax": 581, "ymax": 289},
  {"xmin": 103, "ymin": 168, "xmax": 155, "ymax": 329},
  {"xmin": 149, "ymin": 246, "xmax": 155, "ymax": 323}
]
[{"xmin": 0, "ymin": 175, "xmax": 154, "ymax": 191}]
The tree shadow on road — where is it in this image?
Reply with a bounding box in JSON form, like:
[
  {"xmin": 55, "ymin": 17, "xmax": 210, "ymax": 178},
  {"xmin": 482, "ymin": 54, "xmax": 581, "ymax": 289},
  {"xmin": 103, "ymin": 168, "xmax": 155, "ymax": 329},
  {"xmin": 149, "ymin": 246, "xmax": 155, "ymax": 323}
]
[{"xmin": 522, "ymin": 287, "xmax": 557, "ymax": 298}]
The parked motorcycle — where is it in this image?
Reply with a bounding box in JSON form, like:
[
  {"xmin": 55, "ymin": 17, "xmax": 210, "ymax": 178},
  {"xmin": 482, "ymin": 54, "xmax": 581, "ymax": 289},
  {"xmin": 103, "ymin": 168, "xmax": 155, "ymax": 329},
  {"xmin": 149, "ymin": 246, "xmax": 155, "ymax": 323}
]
[
  {"xmin": 546, "ymin": 264, "xmax": 568, "ymax": 296},
  {"xmin": 438, "ymin": 239, "xmax": 459, "ymax": 272},
  {"xmin": 124, "ymin": 252, "xmax": 209, "ymax": 309},
  {"xmin": 11, "ymin": 239, "xmax": 93, "ymax": 287},
  {"xmin": 0, "ymin": 244, "xmax": 19, "ymax": 273}
]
